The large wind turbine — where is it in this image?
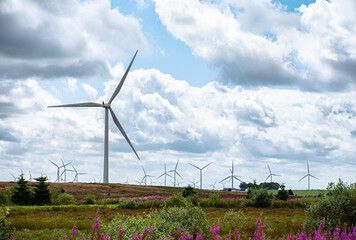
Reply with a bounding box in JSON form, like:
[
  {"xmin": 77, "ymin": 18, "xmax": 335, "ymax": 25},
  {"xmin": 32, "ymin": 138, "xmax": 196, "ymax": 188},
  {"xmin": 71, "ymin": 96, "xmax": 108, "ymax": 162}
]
[
  {"xmin": 189, "ymin": 162, "xmax": 212, "ymax": 189},
  {"xmin": 265, "ymin": 164, "xmax": 280, "ymax": 183},
  {"xmin": 157, "ymin": 163, "xmax": 172, "ymax": 186},
  {"xmin": 299, "ymin": 162, "xmax": 319, "ymax": 190},
  {"xmin": 48, "ymin": 51, "xmax": 140, "ymax": 183},
  {"xmin": 141, "ymin": 167, "xmax": 154, "ymax": 185},
  {"xmin": 220, "ymin": 161, "xmax": 242, "ymax": 189}
]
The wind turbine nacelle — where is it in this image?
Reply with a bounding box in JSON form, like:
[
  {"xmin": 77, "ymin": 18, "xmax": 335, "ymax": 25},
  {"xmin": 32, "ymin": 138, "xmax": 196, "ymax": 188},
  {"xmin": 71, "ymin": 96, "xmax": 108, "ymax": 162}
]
[{"xmin": 102, "ymin": 103, "xmax": 110, "ymax": 108}]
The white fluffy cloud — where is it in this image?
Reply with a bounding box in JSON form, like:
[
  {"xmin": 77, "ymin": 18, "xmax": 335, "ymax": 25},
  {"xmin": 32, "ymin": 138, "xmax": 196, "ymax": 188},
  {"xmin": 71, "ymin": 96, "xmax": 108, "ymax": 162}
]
[
  {"xmin": 2, "ymin": 69, "xmax": 356, "ymax": 188},
  {"xmin": 153, "ymin": 0, "xmax": 356, "ymax": 91},
  {"xmin": 0, "ymin": 0, "xmax": 147, "ymax": 79}
]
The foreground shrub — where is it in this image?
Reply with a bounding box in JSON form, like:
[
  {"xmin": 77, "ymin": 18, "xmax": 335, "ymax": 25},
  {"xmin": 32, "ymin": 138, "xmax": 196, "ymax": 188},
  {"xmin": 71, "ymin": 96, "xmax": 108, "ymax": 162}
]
[
  {"xmin": 0, "ymin": 190, "xmax": 11, "ymax": 206},
  {"xmin": 222, "ymin": 209, "xmax": 245, "ymax": 232},
  {"xmin": 250, "ymin": 188, "xmax": 273, "ymax": 208},
  {"xmin": 105, "ymin": 203, "xmax": 209, "ymax": 239},
  {"xmin": 276, "ymin": 184, "xmax": 289, "ymax": 201},
  {"xmin": 56, "ymin": 193, "xmax": 75, "ymax": 205},
  {"xmin": 182, "ymin": 185, "xmax": 197, "ymax": 198},
  {"xmin": 165, "ymin": 193, "xmax": 187, "ymax": 207},
  {"xmin": 117, "ymin": 199, "xmax": 140, "ymax": 209},
  {"xmin": 0, "ymin": 207, "xmax": 13, "ymax": 240},
  {"xmin": 83, "ymin": 194, "xmax": 95, "ymax": 205},
  {"xmin": 305, "ymin": 179, "xmax": 356, "ymax": 230}
]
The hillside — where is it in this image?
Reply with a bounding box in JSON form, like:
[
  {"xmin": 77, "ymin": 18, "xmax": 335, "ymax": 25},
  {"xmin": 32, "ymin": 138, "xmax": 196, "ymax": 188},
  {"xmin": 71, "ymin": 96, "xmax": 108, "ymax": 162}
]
[{"xmin": 0, "ymin": 181, "xmax": 246, "ymax": 201}]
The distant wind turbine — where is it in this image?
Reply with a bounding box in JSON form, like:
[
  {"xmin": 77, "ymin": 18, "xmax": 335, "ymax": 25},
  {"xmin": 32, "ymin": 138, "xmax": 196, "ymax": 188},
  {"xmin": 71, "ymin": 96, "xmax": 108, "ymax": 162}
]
[
  {"xmin": 189, "ymin": 162, "xmax": 212, "ymax": 189},
  {"xmin": 157, "ymin": 163, "xmax": 172, "ymax": 186},
  {"xmin": 59, "ymin": 159, "xmax": 71, "ymax": 183},
  {"xmin": 141, "ymin": 167, "xmax": 154, "ymax": 185},
  {"xmin": 188, "ymin": 178, "xmax": 199, "ymax": 188},
  {"xmin": 265, "ymin": 164, "xmax": 280, "ymax": 183},
  {"xmin": 71, "ymin": 165, "xmax": 87, "ymax": 183},
  {"xmin": 123, "ymin": 176, "xmax": 129, "ymax": 184},
  {"xmin": 169, "ymin": 160, "xmax": 183, "ymax": 187},
  {"xmin": 48, "ymin": 51, "xmax": 140, "ymax": 183},
  {"xmin": 299, "ymin": 162, "xmax": 319, "ymax": 190},
  {"xmin": 49, "ymin": 159, "xmax": 67, "ymax": 183},
  {"xmin": 220, "ymin": 161, "xmax": 242, "ymax": 189},
  {"xmin": 210, "ymin": 180, "xmax": 217, "ymax": 190}
]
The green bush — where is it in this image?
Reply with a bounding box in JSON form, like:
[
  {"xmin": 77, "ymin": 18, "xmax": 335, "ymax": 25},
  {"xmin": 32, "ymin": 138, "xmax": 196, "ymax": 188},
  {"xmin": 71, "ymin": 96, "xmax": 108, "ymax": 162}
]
[
  {"xmin": 165, "ymin": 193, "xmax": 187, "ymax": 207},
  {"xmin": 83, "ymin": 194, "xmax": 96, "ymax": 205},
  {"xmin": 0, "ymin": 207, "xmax": 13, "ymax": 239},
  {"xmin": 56, "ymin": 193, "xmax": 75, "ymax": 205},
  {"xmin": 117, "ymin": 199, "xmax": 140, "ymax": 209},
  {"xmin": 0, "ymin": 190, "xmax": 11, "ymax": 206},
  {"xmin": 104, "ymin": 203, "xmax": 209, "ymax": 239},
  {"xmin": 276, "ymin": 184, "xmax": 289, "ymax": 200},
  {"xmin": 250, "ymin": 188, "xmax": 273, "ymax": 208},
  {"xmin": 182, "ymin": 185, "xmax": 197, "ymax": 197},
  {"xmin": 11, "ymin": 174, "xmax": 33, "ymax": 205},
  {"xmin": 305, "ymin": 179, "xmax": 356, "ymax": 230},
  {"xmin": 222, "ymin": 209, "xmax": 245, "ymax": 232}
]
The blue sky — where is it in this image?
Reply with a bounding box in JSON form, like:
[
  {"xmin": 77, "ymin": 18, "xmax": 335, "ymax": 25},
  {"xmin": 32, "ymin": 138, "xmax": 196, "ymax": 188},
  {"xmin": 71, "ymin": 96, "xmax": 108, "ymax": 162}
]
[{"xmin": 1, "ymin": 0, "xmax": 356, "ymax": 189}]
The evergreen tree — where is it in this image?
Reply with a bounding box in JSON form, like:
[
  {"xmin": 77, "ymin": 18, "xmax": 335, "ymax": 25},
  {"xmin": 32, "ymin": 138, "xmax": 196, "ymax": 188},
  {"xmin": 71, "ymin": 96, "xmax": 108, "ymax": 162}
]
[
  {"xmin": 33, "ymin": 176, "xmax": 51, "ymax": 205},
  {"xmin": 11, "ymin": 174, "xmax": 32, "ymax": 205},
  {"xmin": 276, "ymin": 184, "xmax": 289, "ymax": 200}
]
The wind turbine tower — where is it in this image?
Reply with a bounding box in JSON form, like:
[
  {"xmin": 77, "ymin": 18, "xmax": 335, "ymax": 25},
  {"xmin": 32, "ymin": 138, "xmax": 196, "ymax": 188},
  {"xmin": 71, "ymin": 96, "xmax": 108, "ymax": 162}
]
[
  {"xmin": 157, "ymin": 163, "xmax": 172, "ymax": 186},
  {"xmin": 220, "ymin": 160, "xmax": 242, "ymax": 189},
  {"xmin": 189, "ymin": 162, "xmax": 212, "ymax": 189},
  {"xmin": 169, "ymin": 160, "xmax": 183, "ymax": 187},
  {"xmin": 265, "ymin": 164, "xmax": 280, "ymax": 183},
  {"xmin": 48, "ymin": 51, "xmax": 140, "ymax": 183},
  {"xmin": 299, "ymin": 162, "xmax": 319, "ymax": 190}
]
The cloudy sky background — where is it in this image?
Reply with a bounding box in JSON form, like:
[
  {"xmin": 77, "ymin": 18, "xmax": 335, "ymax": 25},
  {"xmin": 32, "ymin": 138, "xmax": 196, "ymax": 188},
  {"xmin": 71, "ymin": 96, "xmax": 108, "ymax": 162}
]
[{"xmin": 1, "ymin": 0, "xmax": 356, "ymax": 189}]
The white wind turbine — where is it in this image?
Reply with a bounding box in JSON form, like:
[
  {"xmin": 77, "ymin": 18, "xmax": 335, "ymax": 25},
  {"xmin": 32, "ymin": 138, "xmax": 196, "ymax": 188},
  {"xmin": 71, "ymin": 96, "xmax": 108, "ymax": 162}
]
[
  {"xmin": 189, "ymin": 162, "xmax": 212, "ymax": 189},
  {"xmin": 49, "ymin": 159, "xmax": 66, "ymax": 183},
  {"xmin": 59, "ymin": 159, "xmax": 71, "ymax": 183},
  {"xmin": 157, "ymin": 163, "xmax": 172, "ymax": 186},
  {"xmin": 299, "ymin": 162, "xmax": 319, "ymax": 190},
  {"xmin": 265, "ymin": 164, "xmax": 280, "ymax": 183},
  {"xmin": 189, "ymin": 178, "xmax": 199, "ymax": 188},
  {"xmin": 169, "ymin": 160, "xmax": 183, "ymax": 187},
  {"xmin": 48, "ymin": 51, "xmax": 140, "ymax": 183},
  {"xmin": 220, "ymin": 160, "xmax": 242, "ymax": 189},
  {"xmin": 141, "ymin": 167, "xmax": 154, "ymax": 185},
  {"xmin": 71, "ymin": 165, "xmax": 87, "ymax": 183}
]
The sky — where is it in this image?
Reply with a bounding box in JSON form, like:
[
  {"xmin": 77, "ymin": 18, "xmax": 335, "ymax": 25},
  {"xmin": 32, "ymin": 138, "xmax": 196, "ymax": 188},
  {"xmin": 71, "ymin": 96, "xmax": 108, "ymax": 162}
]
[{"xmin": 1, "ymin": 0, "xmax": 356, "ymax": 190}]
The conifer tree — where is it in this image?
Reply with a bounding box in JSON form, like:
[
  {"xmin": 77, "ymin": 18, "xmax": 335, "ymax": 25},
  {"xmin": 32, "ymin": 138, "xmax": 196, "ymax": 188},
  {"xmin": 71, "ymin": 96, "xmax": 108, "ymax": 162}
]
[
  {"xmin": 33, "ymin": 176, "xmax": 51, "ymax": 205},
  {"xmin": 11, "ymin": 174, "xmax": 32, "ymax": 205}
]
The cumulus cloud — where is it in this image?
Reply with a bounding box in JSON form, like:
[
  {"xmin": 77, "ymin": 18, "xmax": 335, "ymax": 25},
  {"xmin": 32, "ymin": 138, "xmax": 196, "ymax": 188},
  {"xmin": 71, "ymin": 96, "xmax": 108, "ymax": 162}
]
[
  {"xmin": 82, "ymin": 83, "xmax": 98, "ymax": 100},
  {"xmin": 0, "ymin": 0, "xmax": 147, "ymax": 79},
  {"xmin": 153, "ymin": 0, "xmax": 356, "ymax": 91}
]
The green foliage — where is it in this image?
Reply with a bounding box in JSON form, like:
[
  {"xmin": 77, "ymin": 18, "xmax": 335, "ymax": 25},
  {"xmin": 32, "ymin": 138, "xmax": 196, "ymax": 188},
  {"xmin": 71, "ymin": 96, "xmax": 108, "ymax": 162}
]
[
  {"xmin": 56, "ymin": 193, "xmax": 75, "ymax": 205},
  {"xmin": 51, "ymin": 186, "xmax": 65, "ymax": 204},
  {"xmin": 288, "ymin": 189, "xmax": 294, "ymax": 196},
  {"xmin": 259, "ymin": 182, "xmax": 280, "ymax": 190},
  {"xmin": 104, "ymin": 203, "xmax": 209, "ymax": 239},
  {"xmin": 209, "ymin": 193, "xmax": 221, "ymax": 202},
  {"xmin": 222, "ymin": 209, "xmax": 245, "ymax": 232},
  {"xmin": 0, "ymin": 190, "xmax": 11, "ymax": 206},
  {"xmin": 165, "ymin": 193, "xmax": 187, "ymax": 207},
  {"xmin": 276, "ymin": 184, "xmax": 289, "ymax": 200},
  {"xmin": 83, "ymin": 194, "xmax": 95, "ymax": 205},
  {"xmin": 11, "ymin": 174, "xmax": 33, "ymax": 205},
  {"xmin": 117, "ymin": 199, "xmax": 140, "ymax": 209},
  {"xmin": 305, "ymin": 179, "xmax": 356, "ymax": 230},
  {"xmin": 246, "ymin": 181, "xmax": 260, "ymax": 199},
  {"xmin": 250, "ymin": 188, "xmax": 273, "ymax": 208},
  {"xmin": 33, "ymin": 176, "xmax": 51, "ymax": 205},
  {"xmin": 0, "ymin": 207, "xmax": 13, "ymax": 240},
  {"xmin": 182, "ymin": 185, "xmax": 197, "ymax": 198}
]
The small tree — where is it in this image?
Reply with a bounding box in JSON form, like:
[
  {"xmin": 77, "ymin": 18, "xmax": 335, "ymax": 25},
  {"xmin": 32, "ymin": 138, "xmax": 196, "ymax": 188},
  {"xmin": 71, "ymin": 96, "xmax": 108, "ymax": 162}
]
[
  {"xmin": 11, "ymin": 174, "xmax": 32, "ymax": 205},
  {"xmin": 276, "ymin": 184, "xmax": 289, "ymax": 200},
  {"xmin": 182, "ymin": 185, "xmax": 197, "ymax": 198},
  {"xmin": 33, "ymin": 176, "xmax": 51, "ymax": 205}
]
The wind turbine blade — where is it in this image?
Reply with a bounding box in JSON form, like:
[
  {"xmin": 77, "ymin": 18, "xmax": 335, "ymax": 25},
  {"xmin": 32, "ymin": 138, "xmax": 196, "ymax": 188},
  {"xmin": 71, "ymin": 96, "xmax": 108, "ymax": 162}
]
[
  {"xmin": 272, "ymin": 174, "xmax": 281, "ymax": 177},
  {"xmin": 175, "ymin": 160, "xmax": 179, "ymax": 170},
  {"xmin": 268, "ymin": 164, "xmax": 271, "ymax": 174},
  {"xmin": 202, "ymin": 162, "xmax": 212, "ymax": 170},
  {"xmin": 48, "ymin": 102, "xmax": 103, "ymax": 108},
  {"xmin": 189, "ymin": 163, "xmax": 200, "ymax": 170},
  {"xmin": 220, "ymin": 176, "xmax": 230, "ymax": 182},
  {"xmin": 108, "ymin": 50, "xmax": 138, "ymax": 104},
  {"xmin": 142, "ymin": 167, "xmax": 146, "ymax": 175},
  {"xmin": 176, "ymin": 171, "xmax": 183, "ymax": 179},
  {"xmin": 233, "ymin": 176, "xmax": 242, "ymax": 182},
  {"xmin": 265, "ymin": 175, "xmax": 270, "ymax": 182},
  {"xmin": 310, "ymin": 175, "xmax": 319, "ymax": 180},
  {"xmin": 157, "ymin": 173, "xmax": 165, "ymax": 179},
  {"xmin": 109, "ymin": 107, "xmax": 140, "ymax": 160},
  {"xmin": 299, "ymin": 175, "xmax": 308, "ymax": 182},
  {"xmin": 48, "ymin": 159, "xmax": 58, "ymax": 168}
]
